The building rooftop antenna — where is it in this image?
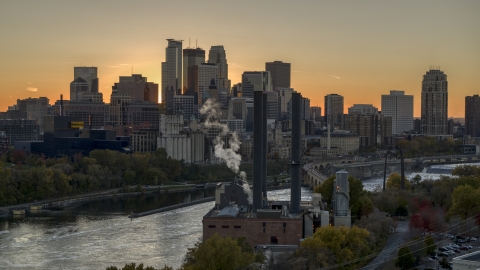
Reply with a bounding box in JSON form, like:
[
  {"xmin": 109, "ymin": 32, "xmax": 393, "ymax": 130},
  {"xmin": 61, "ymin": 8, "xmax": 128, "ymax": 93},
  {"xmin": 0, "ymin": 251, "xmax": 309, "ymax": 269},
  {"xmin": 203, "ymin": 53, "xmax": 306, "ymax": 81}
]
[
  {"xmin": 196, "ymin": 38, "xmax": 198, "ymax": 49},
  {"xmin": 189, "ymin": 38, "xmax": 191, "ymax": 48}
]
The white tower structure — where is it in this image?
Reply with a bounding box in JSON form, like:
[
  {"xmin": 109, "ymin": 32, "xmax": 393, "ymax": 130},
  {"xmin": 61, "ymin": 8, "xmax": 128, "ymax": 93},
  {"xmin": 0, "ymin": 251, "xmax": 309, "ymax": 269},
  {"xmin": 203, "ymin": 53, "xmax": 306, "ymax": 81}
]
[{"xmin": 333, "ymin": 170, "xmax": 351, "ymax": 228}]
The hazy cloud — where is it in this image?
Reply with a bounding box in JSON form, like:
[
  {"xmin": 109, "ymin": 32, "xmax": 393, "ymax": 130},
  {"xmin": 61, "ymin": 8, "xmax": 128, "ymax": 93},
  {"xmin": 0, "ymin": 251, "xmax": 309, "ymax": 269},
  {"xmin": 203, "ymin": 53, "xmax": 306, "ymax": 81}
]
[
  {"xmin": 25, "ymin": 87, "xmax": 38, "ymax": 92},
  {"xmin": 318, "ymin": 72, "xmax": 341, "ymax": 79}
]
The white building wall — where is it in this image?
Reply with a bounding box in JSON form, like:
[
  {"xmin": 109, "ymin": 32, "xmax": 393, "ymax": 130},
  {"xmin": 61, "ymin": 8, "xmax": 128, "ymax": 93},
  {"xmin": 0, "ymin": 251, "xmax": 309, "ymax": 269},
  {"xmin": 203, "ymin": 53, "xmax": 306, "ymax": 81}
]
[{"xmin": 382, "ymin": 90, "xmax": 413, "ymax": 134}]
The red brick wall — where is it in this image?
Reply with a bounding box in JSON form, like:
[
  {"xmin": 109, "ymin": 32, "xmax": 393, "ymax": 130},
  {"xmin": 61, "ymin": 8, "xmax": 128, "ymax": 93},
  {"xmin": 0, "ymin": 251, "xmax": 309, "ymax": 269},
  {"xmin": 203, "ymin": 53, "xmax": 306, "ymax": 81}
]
[{"xmin": 203, "ymin": 217, "xmax": 303, "ymax": 247}]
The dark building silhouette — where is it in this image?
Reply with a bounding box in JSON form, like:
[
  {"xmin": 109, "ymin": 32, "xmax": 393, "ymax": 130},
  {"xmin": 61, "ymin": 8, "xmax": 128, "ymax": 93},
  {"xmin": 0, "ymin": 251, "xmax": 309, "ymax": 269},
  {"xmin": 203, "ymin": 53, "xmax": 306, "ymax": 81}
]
[
  {"xmin": 466, "ymin": 95, "xmax": 480, "ymax": 137},
  {"xmin": 265, "ymin": 61, "xmax": 291, "ymax": 90}
]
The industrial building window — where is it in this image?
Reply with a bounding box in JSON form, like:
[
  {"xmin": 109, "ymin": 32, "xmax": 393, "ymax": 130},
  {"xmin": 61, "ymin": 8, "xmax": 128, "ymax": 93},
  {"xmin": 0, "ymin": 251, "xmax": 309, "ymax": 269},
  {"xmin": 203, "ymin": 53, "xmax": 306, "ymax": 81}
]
[
  {"xmin": 263, "ymin": 228, "xmax": 265, "ymax": 233},
  {"xmin": 283, "ymin": 223, "xmax": 286, "ymax": 228},
  {"xmin": 222, "ymin": 225, "xmax": 229, "ymax": 228},
  {"xmin": 271, "ymin": 236, "xmax": 278, "ymax": 244},
  {"xmin": 284, "ymin": 228, "xmax": 286, "ymax": 233},
  {"xmin": 234, "ymin": 225, "xmax": 241, "ymax": 229},
  {"xmin": 208, "ymin": 225, "xmax": 216, "ymax": 228}
]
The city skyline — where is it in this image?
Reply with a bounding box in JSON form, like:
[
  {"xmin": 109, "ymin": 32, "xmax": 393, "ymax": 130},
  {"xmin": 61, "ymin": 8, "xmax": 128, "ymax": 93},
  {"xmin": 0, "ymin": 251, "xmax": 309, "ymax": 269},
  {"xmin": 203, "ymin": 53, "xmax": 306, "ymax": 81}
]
[{"xmin": 1, "ymin": 0, "xmax": 479, "ymax": 117}]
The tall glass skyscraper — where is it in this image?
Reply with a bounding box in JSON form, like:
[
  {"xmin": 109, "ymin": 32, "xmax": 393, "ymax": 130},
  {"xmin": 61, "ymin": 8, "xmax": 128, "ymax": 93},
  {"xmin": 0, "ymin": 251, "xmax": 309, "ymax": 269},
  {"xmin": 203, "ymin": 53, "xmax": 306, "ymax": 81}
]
[
  {"xmin": 161, "ymin": 39, "xmax": 183, "ymax": 103},
  {"xmin": 208, "ymin": 45, "xmax": 230, "ymax": 92},
  {"xmin": 421, "ymin": 69, "xmax": 448, "ymax": 135}
]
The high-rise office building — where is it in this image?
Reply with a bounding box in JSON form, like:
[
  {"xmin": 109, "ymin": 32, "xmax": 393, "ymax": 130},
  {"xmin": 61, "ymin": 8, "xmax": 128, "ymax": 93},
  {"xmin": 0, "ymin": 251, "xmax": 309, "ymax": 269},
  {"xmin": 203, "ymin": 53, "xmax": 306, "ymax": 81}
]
[
  {"xmin": 74, "ymin": 67, "xmax": 98, "ymax": 93},
  {"xmin": 208, "ymin": 46, "xmax": 230, "ymax": 92},
  {"xmin": 302, "ymin": 97, "xmax": 311, "ymax": 120},
  {"xmin": 277, "ymin": 87, "xmax": 294, "ymax": 120},
  {"xmin": 241, "ymin": 72, "xmax": 272, "ymax": 99},
  {"xmin": 265, "ymin": 91, "xmax": 279, "ymax": 119},
  {"xmin": 161, "ymin": 39, "xmax": 183, "ymax": 102},
  {"xmin": 197, "ymin": 63, "xmax": 218, "ymax": 108},
  {"xmin": 381, "ymin": 90, "xmax": 413, "ymax": 134},
  {"xmin": 111, "ymin": 74, "xmax": 158, "ymax": 103},
  {"xmin": 324, "ymin": 94, "xmax": 344, "ymax": 130},
  {"xmin": 183, "ymin": 48, "xmax": 205, "ymax": 96},
  {"xmin": 265, "ymin": 61, "xmax": 290, "ymax": 90},
  {"xmin": 344, "ymin": 113, "xmax": 393, "ymax": 148},
  {"xmin": 465, "ymin": 94, "xmax": 480, "ymax": 137},
  {"xmin": 310, "ymin": 106, "xmax": 321, "ymax": 121},
  {"xmin": 348, "ymin": 104, "xmax": 378, "ymax": 115},
  {"xmin": 421, "ymin": 69, "xmax": 448, "ymax": 135}
]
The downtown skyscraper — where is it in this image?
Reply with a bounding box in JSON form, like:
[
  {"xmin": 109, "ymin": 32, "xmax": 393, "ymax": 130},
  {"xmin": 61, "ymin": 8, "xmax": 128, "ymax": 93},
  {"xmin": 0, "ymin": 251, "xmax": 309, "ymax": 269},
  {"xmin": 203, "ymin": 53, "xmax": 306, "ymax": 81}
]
[
  {"xmin": 421, "ymin": 69, "xmax": 448, "ymax": 135},
  {"xmin": 183, "ymin": 47, "xmax": 205, "ymax": 99},
  {"xmin": 324, "ymin": 94, "xmax": 344, "ymax": 130},
  {"xmin": 161, "ymin": 39, "xmax": 183, "ymax": 104},
  {"xmin": 208, "ymin": 45, "xmax": 230, "ymax": 92},
  {"xmin": 265, "ymin": 61, "xmax": 291, "ymax": 90},
  {"xmin": 381, "ymin": 90, "xmax": 413, "ymax": 134}
]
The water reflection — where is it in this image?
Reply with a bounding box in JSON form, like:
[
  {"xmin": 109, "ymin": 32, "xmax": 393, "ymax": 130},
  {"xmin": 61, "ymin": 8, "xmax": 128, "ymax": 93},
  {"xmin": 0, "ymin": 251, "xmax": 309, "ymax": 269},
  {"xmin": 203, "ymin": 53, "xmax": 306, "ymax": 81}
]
[{"xmin": 0, "ymin": 188, "xmax": 309, "ymax": 270}]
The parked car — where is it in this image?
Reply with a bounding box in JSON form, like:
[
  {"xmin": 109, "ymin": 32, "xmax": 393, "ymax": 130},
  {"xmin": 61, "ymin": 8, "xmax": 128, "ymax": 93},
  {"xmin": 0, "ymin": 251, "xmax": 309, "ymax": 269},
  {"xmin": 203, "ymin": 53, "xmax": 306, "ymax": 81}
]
[
  {"xmin": 439, "ymin": 247, "xmax": 448, "ymax": 252},
  {"xmin": 449, "ymin": 244, "xmax": 460, "ymax": 249},
  {"xmin": 439, "ymin": 252, "xmax": 449, "ymax": 257},
  {"xmin": 460, "ymin": 246, "xmax": 469, "ymax": 250},
  {"xmin": 431, "ymin": 254, "xmax": 438, "ymax": 260},
  {"xmin": 466, "ymin": 245, "xmax": 473, "ymax": 249},
  {"xmin": 446, "ymin": 250, "xmax": 456, "ymax": 255},
  {"xmin": 471, "ymin": 237, "xmax": 478, "ymax": 241}
]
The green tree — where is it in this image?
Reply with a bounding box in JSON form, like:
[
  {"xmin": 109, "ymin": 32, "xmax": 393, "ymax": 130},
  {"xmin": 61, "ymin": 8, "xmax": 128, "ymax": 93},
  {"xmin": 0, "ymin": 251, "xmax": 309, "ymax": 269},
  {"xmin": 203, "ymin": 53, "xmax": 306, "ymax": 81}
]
[
  {"xmin": 182, "ymin": 234, "xmax": 258, "ymax": 270},
  {"xmin": 424, "ymin": 235, "xmax": 436, "ymax": 255},
  {"xmin": 297, "ymin": 226, "xmax": 370, "ymax": 269},
  {"xmin": 351, "ymin": 195, "xmax": 374, "ymax": 219},
  {"xmin": 395, "ymin": 246, "xmax": 415, "ymax": 269},
  {"xmin": 447, "ymin": 184, "xmax": 480, "ymax": 219},
  {"xmin": 386, "ymin": 172, "xmax": 411, "ymax": 190}
]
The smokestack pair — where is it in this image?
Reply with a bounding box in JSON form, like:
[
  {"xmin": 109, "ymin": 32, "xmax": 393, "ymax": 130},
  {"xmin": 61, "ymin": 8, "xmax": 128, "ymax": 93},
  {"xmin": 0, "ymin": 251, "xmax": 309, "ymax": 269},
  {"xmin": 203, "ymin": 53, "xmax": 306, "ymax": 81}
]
[{"xmin": 253, "ymin": 90, "xmax": 268, "ymax": 212}]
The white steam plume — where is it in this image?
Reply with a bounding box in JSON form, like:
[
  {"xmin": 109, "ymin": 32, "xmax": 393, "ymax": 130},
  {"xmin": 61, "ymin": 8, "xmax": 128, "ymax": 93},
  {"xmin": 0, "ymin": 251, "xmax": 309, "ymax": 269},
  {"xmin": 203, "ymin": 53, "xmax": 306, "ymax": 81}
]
[{"xmin": 200, "ymin": 98, "xmax": 243, "ymax": 174}]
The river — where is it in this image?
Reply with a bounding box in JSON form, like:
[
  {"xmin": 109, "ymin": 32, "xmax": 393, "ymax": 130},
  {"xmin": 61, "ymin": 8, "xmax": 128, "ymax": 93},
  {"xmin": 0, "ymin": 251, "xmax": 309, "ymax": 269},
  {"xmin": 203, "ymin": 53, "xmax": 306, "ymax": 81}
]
[
  {"xmin": 0, "ymin": 188, "xmax": 312, "ymax": 270},
  {"xmin": 361, "ymin": 162, "xmax": 480, "ymax": 191}
]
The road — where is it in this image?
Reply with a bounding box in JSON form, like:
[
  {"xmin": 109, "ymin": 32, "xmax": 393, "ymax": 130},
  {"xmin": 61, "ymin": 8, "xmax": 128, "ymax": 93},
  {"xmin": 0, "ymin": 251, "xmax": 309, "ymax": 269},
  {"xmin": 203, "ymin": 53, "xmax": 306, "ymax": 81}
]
[{"xmin": 361, "ymin": 220, "xmax": 410, "ymax": 270}]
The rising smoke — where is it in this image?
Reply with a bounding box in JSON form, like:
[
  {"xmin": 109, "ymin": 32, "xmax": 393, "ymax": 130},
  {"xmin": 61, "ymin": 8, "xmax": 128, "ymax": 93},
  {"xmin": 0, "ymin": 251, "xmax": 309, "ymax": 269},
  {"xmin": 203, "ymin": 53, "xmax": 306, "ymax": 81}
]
[
  {"xmin": 200, "ymin": 98, "xmax": 253, "ymax": 204},
  {"xmin": 200, "ymin": 98, "xmax": 243, "ymax": 174}
]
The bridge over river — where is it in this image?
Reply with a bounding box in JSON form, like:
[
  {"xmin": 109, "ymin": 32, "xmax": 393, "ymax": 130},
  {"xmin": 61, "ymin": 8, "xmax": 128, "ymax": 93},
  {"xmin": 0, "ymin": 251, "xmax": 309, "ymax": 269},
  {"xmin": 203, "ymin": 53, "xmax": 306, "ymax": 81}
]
[{"xmin": 302, "ymin": 154, "xmax": 480, "ymax": 188}]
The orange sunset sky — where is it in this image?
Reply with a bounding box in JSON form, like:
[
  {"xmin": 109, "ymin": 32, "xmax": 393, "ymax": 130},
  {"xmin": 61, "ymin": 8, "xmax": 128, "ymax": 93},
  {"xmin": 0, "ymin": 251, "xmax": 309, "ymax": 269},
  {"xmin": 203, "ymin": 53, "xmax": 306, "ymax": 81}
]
[{"xmin": 1, "ymin": 0, "xmax": 479, "ymax": 117}]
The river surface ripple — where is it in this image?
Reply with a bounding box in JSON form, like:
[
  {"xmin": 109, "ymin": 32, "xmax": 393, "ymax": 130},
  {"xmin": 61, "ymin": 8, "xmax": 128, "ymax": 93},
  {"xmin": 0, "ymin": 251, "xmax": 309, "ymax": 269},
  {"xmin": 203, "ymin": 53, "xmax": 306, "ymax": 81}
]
[{"xmin": 0, "ymin": 188, "xmax": 312, "ymax": 270}]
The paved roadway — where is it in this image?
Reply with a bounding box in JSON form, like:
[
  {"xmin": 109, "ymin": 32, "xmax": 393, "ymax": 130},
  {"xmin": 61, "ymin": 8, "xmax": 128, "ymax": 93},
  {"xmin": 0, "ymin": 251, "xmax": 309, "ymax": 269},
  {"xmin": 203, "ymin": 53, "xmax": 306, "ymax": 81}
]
[{"xmin": 361, "ymin": 220, "xmax": 410, "ymax": 270}]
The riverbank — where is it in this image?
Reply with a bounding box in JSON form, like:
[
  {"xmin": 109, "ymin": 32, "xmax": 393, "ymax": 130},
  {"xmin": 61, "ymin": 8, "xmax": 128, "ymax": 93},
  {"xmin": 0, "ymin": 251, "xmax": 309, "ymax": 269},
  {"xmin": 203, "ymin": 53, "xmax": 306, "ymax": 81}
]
[
  {"xmin": 0, "ymin": 186, "xmax": 209, "ymax": 217},
  {"xmin": 127, "ymin": 184, "xmax": 292, "ymax": 219},
  {"xmin": 0, "ymin": 184, "xmax": 292, "ymax": 218}
]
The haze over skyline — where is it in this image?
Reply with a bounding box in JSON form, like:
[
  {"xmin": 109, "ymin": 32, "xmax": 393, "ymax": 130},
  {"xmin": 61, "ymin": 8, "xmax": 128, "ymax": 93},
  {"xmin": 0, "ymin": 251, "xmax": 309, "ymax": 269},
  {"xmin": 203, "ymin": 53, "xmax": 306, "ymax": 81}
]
[{"xmin": 1, "ymin": 0, "xmax": 479, "ymax": 117}]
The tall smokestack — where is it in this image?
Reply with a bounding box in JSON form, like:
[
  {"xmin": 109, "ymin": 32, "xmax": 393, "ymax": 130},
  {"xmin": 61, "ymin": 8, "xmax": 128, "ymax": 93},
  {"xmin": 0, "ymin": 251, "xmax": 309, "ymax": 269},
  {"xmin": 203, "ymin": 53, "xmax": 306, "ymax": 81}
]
[
  {"xmin": 290, "ymin": 92, "xmax": 302, "ymax": 214},
  {"xmin": 253, "ymin": 89, "xmax": 264, "ymax": 212},
  {"xmin": 60, "ymin": 94, "xmax": 63, "ymax": 116},
  {"xmin": 262, "ymin": 92, "xmax": 268, "ymax": 201}
]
